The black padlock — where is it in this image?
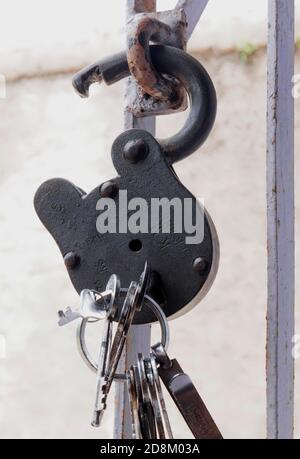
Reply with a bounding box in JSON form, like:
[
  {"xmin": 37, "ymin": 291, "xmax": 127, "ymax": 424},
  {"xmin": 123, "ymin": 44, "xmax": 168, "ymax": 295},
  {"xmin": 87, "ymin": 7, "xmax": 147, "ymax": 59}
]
[{"xmin": 34, "ymin": 45, "xmax": 219, "ymax": 324}]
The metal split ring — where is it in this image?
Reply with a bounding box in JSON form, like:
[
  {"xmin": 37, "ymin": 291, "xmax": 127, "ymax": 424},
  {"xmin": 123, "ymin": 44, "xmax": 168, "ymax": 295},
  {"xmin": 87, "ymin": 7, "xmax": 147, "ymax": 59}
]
[{"xmin": 76, "ymin": 290, "xmax": 170, "ymax": 374}]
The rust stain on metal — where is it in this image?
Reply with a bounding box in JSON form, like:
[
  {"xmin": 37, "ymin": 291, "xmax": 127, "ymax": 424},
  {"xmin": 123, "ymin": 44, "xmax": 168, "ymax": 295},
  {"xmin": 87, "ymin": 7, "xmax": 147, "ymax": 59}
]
[
  {"xmin": 127, "ymin": 15, "xmax": 182, "ymax": 101},
  {"xmin": 126, "ymin": 9, "xmax": 187, "ymax": 114},
  {"xmin": 127, "ymin": 0, "xmax": 156, "ymax": 16}
]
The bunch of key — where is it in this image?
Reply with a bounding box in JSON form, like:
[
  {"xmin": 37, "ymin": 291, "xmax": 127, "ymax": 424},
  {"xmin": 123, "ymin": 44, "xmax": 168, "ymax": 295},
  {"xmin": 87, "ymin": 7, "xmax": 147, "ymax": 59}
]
[{"xmin": 58, "ymin": 263, "xmax": 222, "ymax": 439}]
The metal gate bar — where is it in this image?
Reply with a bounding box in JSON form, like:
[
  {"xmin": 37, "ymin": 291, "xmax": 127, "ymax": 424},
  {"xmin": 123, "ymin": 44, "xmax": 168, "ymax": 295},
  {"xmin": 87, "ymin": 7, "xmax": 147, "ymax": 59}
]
[
  {"xmin": 113, "ymin": 0, "xmax": 209, "ymax": 439},
  {"xmin": 267, "ymin": 0, "xmax": 295, "ymax": 439}
]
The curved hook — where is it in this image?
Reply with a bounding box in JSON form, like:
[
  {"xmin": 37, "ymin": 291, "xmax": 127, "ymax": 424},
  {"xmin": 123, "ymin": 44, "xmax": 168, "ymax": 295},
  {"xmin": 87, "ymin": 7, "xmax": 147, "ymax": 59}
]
[{"xmin": 73, "ymin": 45, "xmax": 217, "ymax": 164}]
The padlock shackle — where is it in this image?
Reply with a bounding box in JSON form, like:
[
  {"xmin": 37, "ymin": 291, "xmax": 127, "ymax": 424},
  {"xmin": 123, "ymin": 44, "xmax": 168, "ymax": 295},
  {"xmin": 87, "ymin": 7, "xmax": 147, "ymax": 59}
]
[{"xmin": 73, "ymin": 45, "xmax": 217, "ymax": 164}]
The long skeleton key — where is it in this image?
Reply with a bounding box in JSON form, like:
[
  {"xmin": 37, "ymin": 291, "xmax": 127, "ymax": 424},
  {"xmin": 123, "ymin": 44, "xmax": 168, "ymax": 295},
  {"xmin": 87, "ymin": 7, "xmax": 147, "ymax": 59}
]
[
  {"xmin": 126, "ymin": 368, "xmax": 141, "ymax": 439},
  {"xmin": 133, "ymin": 360, "xmax": 156, "ymax": 439},
  {"xmin": 104, "ymin": 281, "xmax": 137, "ymax": 395},
  {"xmin": 152, "ymin": 343, "xmax": 223, "ymax": 440},
  {"xmin": 91, "ymin": 315, "xmax": 112, "ymax": 426},
  {"xmin": 91, "ymin": 275, "xmax": 120, "ymax": 427},
  {"xmin": 105, "ymin": 263, "xmax": 150, "ymax": 396},
  {"xmin": 143, "ymin": 356, "xmax": 166, "ymax": 439},
  {"xmin": 137, "ymin": 353, "xmax": 157, "ymax": 439},
  {"xmin": 148, "ymin": 354, "xmax": 173, "ymax": 439}
]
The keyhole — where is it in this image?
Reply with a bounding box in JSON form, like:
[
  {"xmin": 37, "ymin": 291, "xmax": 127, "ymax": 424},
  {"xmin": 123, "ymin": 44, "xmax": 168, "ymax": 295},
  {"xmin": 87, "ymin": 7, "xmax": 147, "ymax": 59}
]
[{"xmin": 129, "ymin": 239, "xmax": 142, "ymax": 252}]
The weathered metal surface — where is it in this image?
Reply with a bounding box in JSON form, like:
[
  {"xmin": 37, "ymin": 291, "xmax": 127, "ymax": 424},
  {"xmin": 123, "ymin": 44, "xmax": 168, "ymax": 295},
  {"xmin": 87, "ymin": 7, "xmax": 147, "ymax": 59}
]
[
  {"xmin": 73, "ymin": 45, "xmax": 217, "ymax": 164},
  {"xmin": 176, "ymin": 0, "xmax": 209, "ymax": 39},
  {"xmin": 126, "ymin": 10, "xmax": 186, "ymax": 104},
  {"xmin": 127, "ymin": 0, "xmax": 156, "ymax": 16},
  {"xmin": 126, "ymin": 5, "xmax": 187, "ymax": 117},
  {"xmin": 124, "ymin": 1, "xmax": 210, "ymax": 117},
  {"xmin": 34, "ymin": 128, "xmax": 217, "ymax": 324},
  {"xmin": 266, "ymin": 0, "xmax": 295, "ymax": 439},
  {"xmin": 72, "ymin": 52, "xmax": 129, "ymax": 97}
]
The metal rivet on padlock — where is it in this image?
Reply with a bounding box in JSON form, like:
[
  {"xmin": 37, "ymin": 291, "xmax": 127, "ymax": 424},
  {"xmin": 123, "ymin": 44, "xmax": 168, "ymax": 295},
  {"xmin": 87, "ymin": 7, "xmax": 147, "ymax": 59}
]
[
  {"xmin": 99, "ymin": 181, "xmax": 118, "ymax": 198},
  {"xmin": 123, "ymin": 139, "xmax": 149, "ymax": 163},
  {"xmin": 192, "ymin": 257, "xmax": 208, "ymax": 275},
  {"xmin": 64, "ymin": 251, "xmax": 80, "ymax": 270}
]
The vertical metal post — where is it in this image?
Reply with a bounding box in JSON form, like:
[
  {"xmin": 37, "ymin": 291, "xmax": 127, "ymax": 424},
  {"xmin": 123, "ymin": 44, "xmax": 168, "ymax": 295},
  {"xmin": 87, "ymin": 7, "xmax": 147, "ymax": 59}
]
[
  {"xmin": 267, "ymin": 0, "xmax": 295, "ymax": 439},
  {"xmin": 114, "ymin": 0, "xmax": 209, "ymax": 439},
  {"xmin": 176, "ymin": 0, "xmax": 209, "ymax": 39},
  {"xmin": 113, "ymin": 0, "xmax": 155, "ymax": 439}
]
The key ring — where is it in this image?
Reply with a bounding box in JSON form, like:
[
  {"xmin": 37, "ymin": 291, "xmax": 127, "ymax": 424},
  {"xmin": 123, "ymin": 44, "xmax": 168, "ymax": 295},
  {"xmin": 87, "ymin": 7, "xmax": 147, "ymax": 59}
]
[{"xmin": 77, "ymin": 289, "xmax": 170, "ymax": 374}]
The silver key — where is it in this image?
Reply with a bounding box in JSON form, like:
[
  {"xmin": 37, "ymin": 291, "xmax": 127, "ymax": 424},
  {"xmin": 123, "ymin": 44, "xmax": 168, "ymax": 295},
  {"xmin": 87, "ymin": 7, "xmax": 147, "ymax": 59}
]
[
  {"xmin": 57, "ymin": 306, "xmax": 82, "ymax": 326},
  {"xmin": 134, "ymin": 355, "xmax": 157, "ymax": 439},
  {"xmin": 105, "ymin": 263, "xmax": 150, "ymax": 395},
  {"xmin": 144, "ymin": 357, "xmax": 167, "ymax": 439},
  {"xmin": 91, "ymin": 314, "xmax": 112, "ymax": 426},
  {"xmin": 91, "ymin": 275, "xmax": 120, "ymax": 426},
  {"xmin": 105, "ymin": 281, "xmax": 137, "ymax": 394},
  {"xmin": 58, "ymin": 285, "xmax": 113, "ymax": 326},
  {"xmin": 76, "ymin": 271, "xmax": 169, "ymax": 374},
  {"xmin": 126, "ymin": 367, "xmax": 141, "ymax": 439},
  {"xmin": 148, "ymin": 352, "xmax": 173, "ymax": 438}
]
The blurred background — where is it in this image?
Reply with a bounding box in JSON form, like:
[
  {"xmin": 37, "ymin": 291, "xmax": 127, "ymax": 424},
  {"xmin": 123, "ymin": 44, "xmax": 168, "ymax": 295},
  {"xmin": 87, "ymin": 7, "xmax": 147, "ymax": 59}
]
[{"xmin": 0, "ymin": 0, "xmax": 299, "ymax": 439}]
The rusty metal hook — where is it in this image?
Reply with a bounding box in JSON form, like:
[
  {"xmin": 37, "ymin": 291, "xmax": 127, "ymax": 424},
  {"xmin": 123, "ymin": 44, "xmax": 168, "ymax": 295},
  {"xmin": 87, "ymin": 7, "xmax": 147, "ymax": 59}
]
[{"xmin": 73, "ymin": 45, "xmax": 217, "ymax": 164}]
